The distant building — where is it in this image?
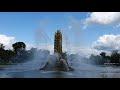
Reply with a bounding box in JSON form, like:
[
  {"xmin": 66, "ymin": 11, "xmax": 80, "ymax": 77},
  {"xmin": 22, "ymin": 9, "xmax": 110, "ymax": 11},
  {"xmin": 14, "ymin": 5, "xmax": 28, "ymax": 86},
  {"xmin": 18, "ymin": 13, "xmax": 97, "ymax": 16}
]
[{"xmin": 54, "ymin": 30, "xmax": 62, "ymax": 55}]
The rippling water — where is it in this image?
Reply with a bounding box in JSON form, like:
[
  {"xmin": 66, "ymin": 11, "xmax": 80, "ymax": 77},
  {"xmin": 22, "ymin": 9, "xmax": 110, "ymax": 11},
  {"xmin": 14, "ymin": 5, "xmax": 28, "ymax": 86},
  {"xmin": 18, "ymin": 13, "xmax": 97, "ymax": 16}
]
[{"xmin": 1, "ymin": 65, "xmax": 120, "ymax": 78}]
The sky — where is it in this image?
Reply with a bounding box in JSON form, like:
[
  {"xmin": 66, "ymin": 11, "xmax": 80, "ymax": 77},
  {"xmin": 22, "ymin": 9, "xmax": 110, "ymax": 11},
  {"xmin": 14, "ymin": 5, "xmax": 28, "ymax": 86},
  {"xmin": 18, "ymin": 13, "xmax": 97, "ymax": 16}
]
[{"xmin": 0, "ymin": 12, "xmax": 120, "ymax": 56}]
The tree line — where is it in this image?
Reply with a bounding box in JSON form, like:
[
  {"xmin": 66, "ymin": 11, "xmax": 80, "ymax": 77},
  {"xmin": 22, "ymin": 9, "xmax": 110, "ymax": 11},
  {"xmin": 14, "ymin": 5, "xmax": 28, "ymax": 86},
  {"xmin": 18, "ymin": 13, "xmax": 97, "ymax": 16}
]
[
  {"xmin": 100, "ymin": 51, "xmax": 120, "ymax": 64},
  {"xmin": 0, "ymin": 41, "xmax": 120, "ymax": 66},
  {"xmin": 88, "ymin": 50, "xmax": 120, "ymax": 65},
  {"xmin": 0, "ymin": 42, "xmax": 35, "ymax": 64}
]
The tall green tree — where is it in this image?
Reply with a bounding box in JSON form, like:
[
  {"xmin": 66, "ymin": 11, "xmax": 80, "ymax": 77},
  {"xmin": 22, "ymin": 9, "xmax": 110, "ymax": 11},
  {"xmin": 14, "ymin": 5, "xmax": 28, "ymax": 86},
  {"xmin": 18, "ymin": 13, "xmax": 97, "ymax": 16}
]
[
  {"xmin": 0, "ymin": 43, "xmax": 5, "ymax": 50},
  {"xmin": 100, "ymin": 52, "xmax": 106, "ymax": 58},
  {"xmin": 0, "ymin": 43, "xmax": 5, "ymax": 63},
  {"xmin": 12, "ymin": 42, "xmax": 26, "ymax": 54},
  {"xmin": 110, "ymin": 50, "xmax": 120, "ymax": 63}
]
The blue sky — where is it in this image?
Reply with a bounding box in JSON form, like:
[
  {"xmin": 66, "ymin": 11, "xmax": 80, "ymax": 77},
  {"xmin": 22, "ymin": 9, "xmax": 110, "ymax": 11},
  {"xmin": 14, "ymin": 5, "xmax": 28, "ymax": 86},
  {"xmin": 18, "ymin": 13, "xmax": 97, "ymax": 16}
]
[
  {"xmin": 0, "ymin": 12, "xmax": 87, "ymax": 44},
  {"xmin": 0, "ymin": 12, "xmax": 120, "ymax": 54}
]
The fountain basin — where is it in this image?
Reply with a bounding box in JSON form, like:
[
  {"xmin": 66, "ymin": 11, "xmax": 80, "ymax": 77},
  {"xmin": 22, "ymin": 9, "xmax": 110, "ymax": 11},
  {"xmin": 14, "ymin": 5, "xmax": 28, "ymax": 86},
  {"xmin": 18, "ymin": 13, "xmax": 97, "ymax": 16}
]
[{"xmin": 39, "ymin": 59, "xmax": 74, "ymax": 72}]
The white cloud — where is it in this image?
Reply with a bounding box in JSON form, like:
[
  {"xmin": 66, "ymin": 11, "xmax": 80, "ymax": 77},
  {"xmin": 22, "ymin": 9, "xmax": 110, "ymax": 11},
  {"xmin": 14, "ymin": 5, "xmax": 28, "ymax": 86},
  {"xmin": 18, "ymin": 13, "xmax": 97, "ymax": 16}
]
[
  {"xmin": 84, "ymin": 12, "xmax": 120, "ymax": 28},
  {"xmin": 0, "ymin": 34, "xmax": 16, "ymax": 49},
  {"xmin": 92, "ymin": 34, "xmax": 120, "ymax": 52}
]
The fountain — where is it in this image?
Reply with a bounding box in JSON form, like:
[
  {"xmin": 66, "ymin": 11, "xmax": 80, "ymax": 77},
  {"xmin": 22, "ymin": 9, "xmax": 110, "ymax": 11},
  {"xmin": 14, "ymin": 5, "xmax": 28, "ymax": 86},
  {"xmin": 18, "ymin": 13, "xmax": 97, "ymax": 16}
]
[
  {"xmin": 39, "ymin": 30, "xmax": 74, "ymax": 71},
  {"xmin": 0, "ymin": 29, "xmax": 109, "ymax": 78}
]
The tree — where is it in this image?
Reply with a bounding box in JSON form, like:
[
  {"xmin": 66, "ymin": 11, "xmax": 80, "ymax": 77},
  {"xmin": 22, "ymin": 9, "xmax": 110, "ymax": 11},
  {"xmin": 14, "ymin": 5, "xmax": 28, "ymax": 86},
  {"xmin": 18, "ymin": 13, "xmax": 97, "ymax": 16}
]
[
  {"xmin": 0, "ymin": 43, "xmax": 15, "ymax": 63},
  {"xmin": 0, "ymin": 44, "xmax": 5, "ymax": 63},
  {"xmin": 100, "ymin": 52, "xmax": 106, "ymax": 58},
  {"xmin": 89, "ymin": 54, "xmax": 106, "ymax": 65},
  {"xmin": 0, "ymin": 43, "xmax": 5, "ymax": 50},
  {"xmin": 12, "ymin": 42, "xmax": 26, "ymax": 54},
  {"xmin": 110, "ymin": 50, "xmax": 120, "ymax": 63},
  {"xmin": 3, "ymin": 50, "xmax": 15, "ymax": 63}
]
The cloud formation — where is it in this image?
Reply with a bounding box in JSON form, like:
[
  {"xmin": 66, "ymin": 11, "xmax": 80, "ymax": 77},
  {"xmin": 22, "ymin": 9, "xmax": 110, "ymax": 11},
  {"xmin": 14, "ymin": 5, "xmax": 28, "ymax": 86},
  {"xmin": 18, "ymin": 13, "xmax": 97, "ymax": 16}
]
[
  {"xmin": 0, "ymin": 34, "xmax": 16, "ymax": 49},
  {"xmin": 84, "ymin": 12, "xmax": 120, "ymax": 28},
  {"xmin": 92, "ymin": 34, "xmax": 120, "ymax": 51}
]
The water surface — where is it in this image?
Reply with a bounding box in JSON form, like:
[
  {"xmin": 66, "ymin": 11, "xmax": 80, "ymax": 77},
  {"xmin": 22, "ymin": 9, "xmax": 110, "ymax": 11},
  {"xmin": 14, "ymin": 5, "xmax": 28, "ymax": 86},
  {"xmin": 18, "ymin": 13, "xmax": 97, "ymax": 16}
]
[{"xmin": 0, "ymin": 65, "xmax": 120, "ymax": 78}]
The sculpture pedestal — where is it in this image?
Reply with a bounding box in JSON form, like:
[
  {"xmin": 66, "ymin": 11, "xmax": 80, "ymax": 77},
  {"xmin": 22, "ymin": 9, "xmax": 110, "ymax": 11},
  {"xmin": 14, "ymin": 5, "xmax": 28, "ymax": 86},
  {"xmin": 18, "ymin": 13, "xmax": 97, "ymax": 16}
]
[{"xmin": 39, "ymin": 59, "xmax": 74, "ymax": 71}]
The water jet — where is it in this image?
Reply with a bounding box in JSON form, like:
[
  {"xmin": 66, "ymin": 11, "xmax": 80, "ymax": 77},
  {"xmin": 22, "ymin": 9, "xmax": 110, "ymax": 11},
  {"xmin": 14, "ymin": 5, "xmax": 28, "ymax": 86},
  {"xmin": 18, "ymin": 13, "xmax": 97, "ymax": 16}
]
[{"xmin": 39, "ymin": 30, "xmax": 74, "ymax": 71}]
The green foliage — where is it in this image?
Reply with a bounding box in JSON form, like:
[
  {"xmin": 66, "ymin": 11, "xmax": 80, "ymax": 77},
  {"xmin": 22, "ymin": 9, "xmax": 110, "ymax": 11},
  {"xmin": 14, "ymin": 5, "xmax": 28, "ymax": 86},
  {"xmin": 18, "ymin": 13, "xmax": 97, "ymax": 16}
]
[
  {"xmin": 12, "ymin": 42, "xmax": 26, "ymax": 54},
  {"xmin": 110, "ymin": 50, "xmax": 120, "ymax": 63},
  {"xmin": 0, "ymin": 43, "xmax": 5, "ymax": 50},
  {"xmin": 0, "ymin": 43, "xmax": 16, "ymax": 63},
  {"xmin": 89, "ymin": 54, "xmax": 105, "ymax": 65},
  {"xmin": 0, "ymin": 42, "xmax": 30, "ymax": 64},
  {"xmin": 100, "ymin": 52, "xmax": 106, "ymax": 58},
  {"xmin": 104, "ymin": 56, "xmax": 111, "ymax": 60},
  {"xmin": 91, "ymin": 50, "xmax": 120, "ymax": 65}
]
